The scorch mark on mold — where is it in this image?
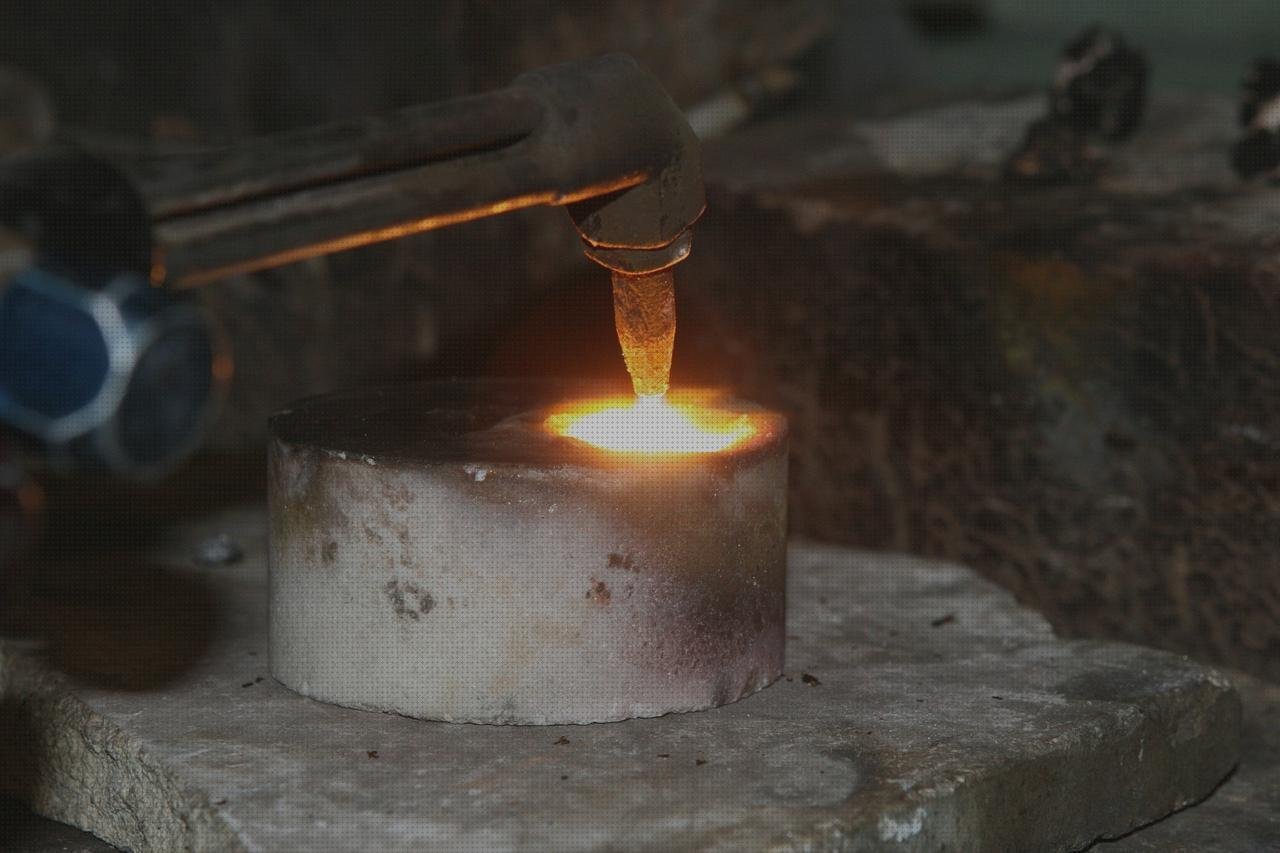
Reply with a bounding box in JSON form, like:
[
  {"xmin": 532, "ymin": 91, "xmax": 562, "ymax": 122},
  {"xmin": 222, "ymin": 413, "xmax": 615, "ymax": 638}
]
[
  {"xmin": 607, "ymin": 552, "xmax": 638, "ymax": 571},
  {"xmin": 587, "ymin": 578, "xmax": 611, "ymax": 604},
  {"xmin": 384, "ymin": 580, "xmax": 435, "ymax": 620}
]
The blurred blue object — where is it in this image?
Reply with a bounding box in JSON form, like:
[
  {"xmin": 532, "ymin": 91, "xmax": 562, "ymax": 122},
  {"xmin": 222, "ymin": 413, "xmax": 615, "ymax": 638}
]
[{"xmin": 0, "ymin": 267, "xmax": 221, "ymax": 476}]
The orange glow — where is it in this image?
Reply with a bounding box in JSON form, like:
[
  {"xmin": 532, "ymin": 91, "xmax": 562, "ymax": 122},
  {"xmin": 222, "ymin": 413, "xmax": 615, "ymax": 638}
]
[
  {"xmin": 17, "ymin": 482, "xmax": 44, "ymax": 516},
  {"xmin": 212, "ymin": 353, "xmax": 235, "ymax": 383},
  {"xmin": 544, "ymin": 391, "xmax": 756, "ymax": 455}
]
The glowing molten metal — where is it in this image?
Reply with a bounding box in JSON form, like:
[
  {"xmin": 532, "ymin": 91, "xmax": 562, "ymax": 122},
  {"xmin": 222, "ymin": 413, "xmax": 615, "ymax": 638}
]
[{"xmin": 545, "ymin": 391, "xmax": 756, "ymax": 455}]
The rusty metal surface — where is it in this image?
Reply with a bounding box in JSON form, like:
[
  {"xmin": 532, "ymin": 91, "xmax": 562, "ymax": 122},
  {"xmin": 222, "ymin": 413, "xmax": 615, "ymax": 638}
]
[
  {"xmin": 129, "ymin": 89, "xmax": 546, "ymax": 220},
  {"xmin": 117, "ymin": 54, "xmax": 704, "ymax": 286},
  {"xmin": 0, "ymin": 54, "xmax": 702, "ymax": 288}
]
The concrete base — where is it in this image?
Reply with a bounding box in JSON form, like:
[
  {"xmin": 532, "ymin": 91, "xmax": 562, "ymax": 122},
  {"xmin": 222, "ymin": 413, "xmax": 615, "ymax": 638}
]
[{"xmin": 0, "ymin": 505, "xmax": 1241, "ymax": 852}]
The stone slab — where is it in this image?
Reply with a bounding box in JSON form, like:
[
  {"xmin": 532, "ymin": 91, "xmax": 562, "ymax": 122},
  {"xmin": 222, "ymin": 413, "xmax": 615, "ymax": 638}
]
[
  {"xmin": 0, "ymin": 506, "xmax": 1240, "ymax": 852},
  {"xmin": 1098, "ymin": 673, "xmax": 1280, "ymax": 853}
]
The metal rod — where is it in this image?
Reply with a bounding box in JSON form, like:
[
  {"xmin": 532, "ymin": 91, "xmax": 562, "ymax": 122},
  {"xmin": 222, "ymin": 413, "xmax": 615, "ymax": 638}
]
[
  {"xmin": 152, "ymin": 152, "xmax": 645, "ymax": 288},
  {"xmin": 114, "ymin": 53, "xmax": 703, "ymax": 287},
  {"xmin": 135, "ymin": 89, "xmax": 546, "ymax": 220}
]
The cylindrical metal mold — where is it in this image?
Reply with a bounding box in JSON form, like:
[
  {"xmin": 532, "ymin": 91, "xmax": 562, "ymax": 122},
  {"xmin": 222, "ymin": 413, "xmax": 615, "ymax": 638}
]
[{"xmin": 267, "ymin": 381, "xmax": 787, "ymax": 724}]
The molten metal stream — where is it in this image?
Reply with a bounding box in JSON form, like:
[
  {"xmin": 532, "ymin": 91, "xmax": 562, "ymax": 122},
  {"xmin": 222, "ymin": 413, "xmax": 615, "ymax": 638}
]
[
  {"xmin": 546, "ymin": 269, "xmax": 758, "ymax": 454},
  {"xmin": 545, "ymin": 391, "xmax": 756, "ymax": 455},
  {"xmin": 612, "ymin": 268, "xmax": 676, "ymax": 398}
]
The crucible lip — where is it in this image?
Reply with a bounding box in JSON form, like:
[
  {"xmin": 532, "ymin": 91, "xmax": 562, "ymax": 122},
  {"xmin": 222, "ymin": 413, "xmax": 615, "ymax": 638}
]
[{"xmin": 268, "ymin": 378, "xmax": 788, "ymax": 472}]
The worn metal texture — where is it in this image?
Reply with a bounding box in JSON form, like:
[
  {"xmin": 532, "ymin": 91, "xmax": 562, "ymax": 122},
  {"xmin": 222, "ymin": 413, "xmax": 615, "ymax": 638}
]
[
  {"xmin": 267, "ymin": 381, "xmax": 788, "ymax": 724},
  {"xmin": 4, "ymin": 52, "xmax": 704, "ymax": 292},
  {"xmin": 120, "ymin": 53, "xmax": 703, "ymax": 285},
  {"xmin": 130, "ymin": 89, "xmax": 546, "ymax": 221}
]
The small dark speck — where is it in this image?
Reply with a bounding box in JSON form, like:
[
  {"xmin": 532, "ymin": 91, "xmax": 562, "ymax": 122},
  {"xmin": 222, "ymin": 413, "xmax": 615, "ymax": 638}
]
[
  {"xmin": 801, "ymin": 672, "xmax": 821, "ymax": 686},
  {"xmin": 657, "ymin": 753, "xmax": 670, "ymax": 759},
  {"xmin": 555, "ymin": 736, "xmax": 570, "ymax": 745},
  {"xmin": 560, "ymin": 774, "xmax": 569, "ymax": 781},
  {"xmin": 240, "ymin": 681, "xmax": 254, "ymax": 688},
  {"xmin": 916, "ymin": 698, "xmax": 925, "ymax": 703},
  {"xmin": 586, "ymin": 578, "xmax": 611, "ymax": 604},
  {"xmin": 695, "ymin": 758, "xmax": 708, "ymax": 766},
  {"xmin": 931, "ymin": 613, "xmax": 956, "ymax": 627},
  {"xmin": 607, "ymin": 552, "xmax": 636, "ymax": 571},
  {"xmin": 214, "ymin": 799, "xmax": 227, "ymax": 806},
  {"xmin": 785, "ymin": 677, "xmax": 794, "ymax": 683},
  {"xmin": 254, "ymin": 676, "xmax": 263, "ymax": 683},
  {"xmin": 992, "ymin": 695, "xmax": 1004, "ymax": 700},
  {"xmin": 385, "ymin": 579, "xmax": 433, "ymax": 620},
  {"xmin": 247, "ymin": 651, "xmax": 258, "ymax": 657},
  {"xmin": 367, "ymin": 750, "xmax": 379, "ymax": 759}
]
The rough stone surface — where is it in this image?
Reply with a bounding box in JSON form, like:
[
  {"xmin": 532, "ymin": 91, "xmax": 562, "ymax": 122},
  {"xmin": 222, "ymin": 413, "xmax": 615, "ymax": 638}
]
[
  {"xmin": 1098, "ymin": 673, "xmax": 1280, "ymax": 853},
  {"xmin": 0, "ymin": 506, "xmax": 1240, "ymax": 852}
]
